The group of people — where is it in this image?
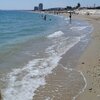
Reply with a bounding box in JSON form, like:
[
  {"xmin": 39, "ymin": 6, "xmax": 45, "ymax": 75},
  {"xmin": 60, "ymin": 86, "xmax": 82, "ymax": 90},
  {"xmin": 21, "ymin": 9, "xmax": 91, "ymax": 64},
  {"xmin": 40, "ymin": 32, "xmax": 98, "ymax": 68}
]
[
  {"xmin": 41, "ymin": 12, "xmax": 72, "ymax": 23},
  {"xmin": 41, "ymin": 14, "xmax": 52, "ymax": 21}
]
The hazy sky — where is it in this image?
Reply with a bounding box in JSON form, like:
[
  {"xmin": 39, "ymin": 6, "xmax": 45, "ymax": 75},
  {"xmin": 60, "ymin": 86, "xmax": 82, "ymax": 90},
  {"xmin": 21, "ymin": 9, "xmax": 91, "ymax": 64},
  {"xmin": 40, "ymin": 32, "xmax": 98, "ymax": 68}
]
[{"xmin": 0, "ymin": 0, "xmax": 100, "ymax": 10}]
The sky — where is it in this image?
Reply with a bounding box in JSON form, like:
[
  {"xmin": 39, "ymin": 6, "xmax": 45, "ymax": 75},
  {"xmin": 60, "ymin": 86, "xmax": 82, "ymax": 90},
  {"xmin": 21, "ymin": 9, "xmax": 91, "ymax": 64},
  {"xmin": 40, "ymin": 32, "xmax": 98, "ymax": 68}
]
[{"xmin": 0, "ymin": 0, "xmax": 100, "ymax": 10}]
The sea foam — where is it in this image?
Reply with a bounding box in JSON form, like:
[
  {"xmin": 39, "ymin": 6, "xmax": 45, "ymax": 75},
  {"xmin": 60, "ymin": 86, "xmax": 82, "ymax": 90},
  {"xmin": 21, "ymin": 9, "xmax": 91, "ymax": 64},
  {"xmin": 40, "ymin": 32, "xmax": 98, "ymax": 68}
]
[
  {"xmin": 47, "ymin": 31, "xmax": 64, "ymax": 38},
  {"xmin": 70, "ymin": 26, "xmax": 88, "ymax": 31},
  {"xmin": 3, "ymin": 31, "xmax": 81, "ymax": 100}
]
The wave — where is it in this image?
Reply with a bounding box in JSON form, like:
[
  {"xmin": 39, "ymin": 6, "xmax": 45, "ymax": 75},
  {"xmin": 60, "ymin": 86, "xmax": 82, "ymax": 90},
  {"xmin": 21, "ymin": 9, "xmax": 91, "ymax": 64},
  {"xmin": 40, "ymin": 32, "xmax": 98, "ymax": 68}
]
[
  {"xmin": 47, "ymin": 31, "xmax": 64, "ymax": 38},
  {"xmin": 65, "ymin": 18, "xmax": 69, "ymax": 21},
  {"xmin": 70, "ymin": 26, "xmax": 88, "ymax": 31},
  {"xmin": 2, "ymin": 30, "xmax": 81, "ymax": 100}
]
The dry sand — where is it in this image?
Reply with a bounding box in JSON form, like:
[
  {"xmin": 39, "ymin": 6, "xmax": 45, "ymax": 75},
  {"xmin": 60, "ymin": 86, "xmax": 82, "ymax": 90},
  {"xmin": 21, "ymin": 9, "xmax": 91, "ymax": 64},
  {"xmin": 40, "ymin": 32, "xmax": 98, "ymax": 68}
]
[
  {"xmin": 63, "ymin": 12, "xmax": 100, "ymax": 100},
  {"xmin": 73, "ymin": 14, "xmax": 100, "ymax": 100}
]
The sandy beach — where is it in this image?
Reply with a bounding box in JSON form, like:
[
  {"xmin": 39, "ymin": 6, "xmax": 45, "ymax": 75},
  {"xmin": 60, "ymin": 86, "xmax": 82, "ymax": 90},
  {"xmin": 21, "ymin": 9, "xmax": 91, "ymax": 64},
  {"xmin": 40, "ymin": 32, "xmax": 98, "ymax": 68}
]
[
  {"xmin": 75, "ymin": 14, "xmax": 100, "ymax": 100},
  {"xmin": 63, "ymin": 10, "xmax": 100, "ymax": 100},
  {"xmin": 62, "ymin": 12, "xmax": 100, "ymax": 100},
  {"xmin": 32, "ymin": 11, "xmax": 100, "ymax": 100}
]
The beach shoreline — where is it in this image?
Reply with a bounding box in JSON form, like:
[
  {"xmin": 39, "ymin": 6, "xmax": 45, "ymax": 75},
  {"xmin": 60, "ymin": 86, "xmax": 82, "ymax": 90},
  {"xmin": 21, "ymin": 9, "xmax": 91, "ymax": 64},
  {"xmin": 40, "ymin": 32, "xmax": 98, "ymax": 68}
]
[
  {"xmin": 31, "ymin": 12, "xmax": 93, "ymax": 100},
  {"xmin": 0, "ymin": 10, "xmax": 100, "ymax": 100},
  {"xmin": 32, "ymin": 11, "xmax": 100, "ymax": 100}
]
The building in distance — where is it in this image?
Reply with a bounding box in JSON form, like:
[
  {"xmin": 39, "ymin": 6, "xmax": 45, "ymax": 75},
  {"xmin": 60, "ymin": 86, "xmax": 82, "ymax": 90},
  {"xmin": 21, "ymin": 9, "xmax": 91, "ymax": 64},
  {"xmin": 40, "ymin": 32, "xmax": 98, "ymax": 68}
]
[
  {"xmin": 39, "ymin": 3, "xmax": 43, "ymax": 11},
  {"xmin": 34, "ymin": 6, "xmax": 39, "ymax": 11},
  {"xmin": 34, "ymin": 3, "xmax": 43, "ymax": 11}
]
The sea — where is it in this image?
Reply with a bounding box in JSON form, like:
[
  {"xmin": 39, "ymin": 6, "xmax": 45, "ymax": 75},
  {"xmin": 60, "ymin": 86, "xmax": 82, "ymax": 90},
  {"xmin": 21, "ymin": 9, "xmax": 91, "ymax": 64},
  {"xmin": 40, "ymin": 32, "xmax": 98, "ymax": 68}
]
[{"xmin": 0, "ymin": 11, "xmax": 92, "ymax": 100}]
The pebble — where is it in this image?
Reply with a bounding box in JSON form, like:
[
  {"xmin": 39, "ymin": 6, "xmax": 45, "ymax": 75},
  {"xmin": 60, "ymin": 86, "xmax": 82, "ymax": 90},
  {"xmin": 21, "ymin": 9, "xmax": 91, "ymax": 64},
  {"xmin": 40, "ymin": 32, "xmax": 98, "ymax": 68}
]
[{"xmin": 82, "ymin": 62, "xmax": 85, "ymax": 64}]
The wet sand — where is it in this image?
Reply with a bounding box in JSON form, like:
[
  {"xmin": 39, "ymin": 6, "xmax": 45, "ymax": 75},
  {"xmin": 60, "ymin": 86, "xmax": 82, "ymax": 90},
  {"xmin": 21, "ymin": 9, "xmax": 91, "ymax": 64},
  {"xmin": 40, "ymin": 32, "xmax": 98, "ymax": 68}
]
[{"xmin": 33, "ymin": 65, "xmax": 85, "ymax": 100}]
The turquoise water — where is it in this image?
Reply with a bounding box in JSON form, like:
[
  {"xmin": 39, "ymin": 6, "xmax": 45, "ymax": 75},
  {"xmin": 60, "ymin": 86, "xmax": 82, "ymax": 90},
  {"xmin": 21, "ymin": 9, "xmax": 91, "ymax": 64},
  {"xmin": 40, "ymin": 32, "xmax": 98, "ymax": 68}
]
[
  {"xmin": 0, "ymin": 11, "xmax": 64, "ymax": 71},
  {"xmin": 0, "ymin": 11, "xmax": 60, "ymax": 49},
  {"xmin": 0, "ymin": 11, "xmax": 92, "ymax": 100}
]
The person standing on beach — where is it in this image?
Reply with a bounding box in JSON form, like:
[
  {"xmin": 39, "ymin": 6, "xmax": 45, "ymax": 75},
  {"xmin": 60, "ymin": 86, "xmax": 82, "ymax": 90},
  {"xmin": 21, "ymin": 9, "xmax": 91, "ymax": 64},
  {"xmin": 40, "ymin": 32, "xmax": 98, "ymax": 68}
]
[
  {"xmin": 44, "ymin": 15, "xmax": 47, "ymax": 21},
  {"xmin": 69, "ymin": 12, "xmax": 72, "ymax": 23}
]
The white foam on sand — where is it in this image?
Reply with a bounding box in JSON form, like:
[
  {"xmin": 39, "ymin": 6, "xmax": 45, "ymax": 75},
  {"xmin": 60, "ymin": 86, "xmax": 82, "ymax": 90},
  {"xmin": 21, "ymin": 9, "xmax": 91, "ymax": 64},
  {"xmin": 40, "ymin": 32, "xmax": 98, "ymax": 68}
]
[
  {"xmin": 72, "ymin": 71, "xmax": 87, "ymax": 100},
  {"xmin": 47, "ymin": 31, "xmax": 64, "ymax": 38},
  {"xmin": 70, "ymin": 26, "xmax": 88, "ymax": 31},
  {"xmin": 60, "ymin": 64, "xmax": 87, "ymax": 100},
  {"xmin": 2, "ymin": 31, "xmax": 82, "ymax": 100}
]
